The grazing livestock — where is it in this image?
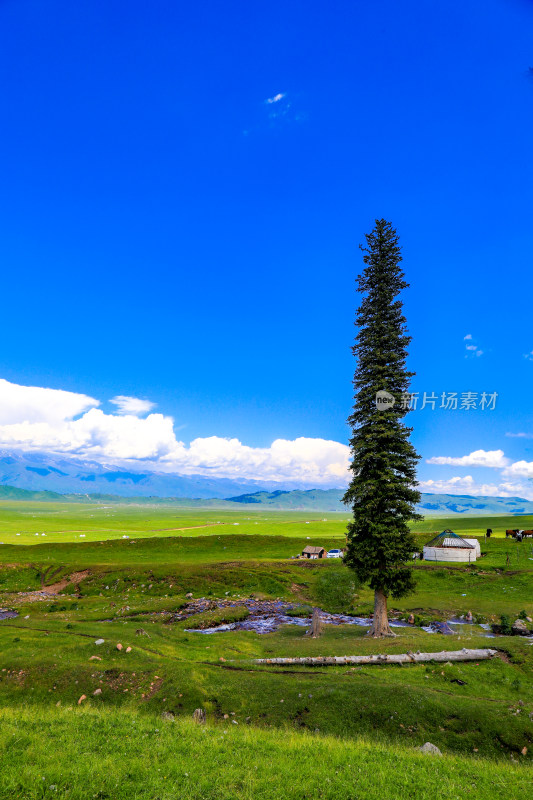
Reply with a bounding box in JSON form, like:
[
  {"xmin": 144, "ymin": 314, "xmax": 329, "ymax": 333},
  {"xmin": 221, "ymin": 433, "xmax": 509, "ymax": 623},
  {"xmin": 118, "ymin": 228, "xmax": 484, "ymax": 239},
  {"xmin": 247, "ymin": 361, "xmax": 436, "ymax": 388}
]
[{"xmin": 505, "ymin": 529, "xmax": 533, "ymax": 539}]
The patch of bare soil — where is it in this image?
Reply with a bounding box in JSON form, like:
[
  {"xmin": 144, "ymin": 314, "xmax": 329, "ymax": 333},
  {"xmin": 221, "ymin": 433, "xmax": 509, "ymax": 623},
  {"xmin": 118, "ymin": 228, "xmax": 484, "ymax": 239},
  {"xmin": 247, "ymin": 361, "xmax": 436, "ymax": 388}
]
[{"xmin": 45, "ymin": 569, "xmax": 91, "ymax": 594}]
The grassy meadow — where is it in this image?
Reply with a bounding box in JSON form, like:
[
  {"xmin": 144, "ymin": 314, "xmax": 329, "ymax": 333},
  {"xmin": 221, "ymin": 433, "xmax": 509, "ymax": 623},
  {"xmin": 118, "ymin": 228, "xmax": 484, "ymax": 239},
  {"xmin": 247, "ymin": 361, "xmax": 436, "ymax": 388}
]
[{"xmin": 0, "ymin": 500, "xmax": 532, "ymax": 798}]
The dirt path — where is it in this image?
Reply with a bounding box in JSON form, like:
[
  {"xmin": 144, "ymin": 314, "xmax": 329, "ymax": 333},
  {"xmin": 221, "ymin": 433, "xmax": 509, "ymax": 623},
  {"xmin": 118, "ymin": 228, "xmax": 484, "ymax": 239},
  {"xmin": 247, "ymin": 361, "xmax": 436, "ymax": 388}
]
[{"xmin": 149, "ymin": 523, "xmax": 226, "ymax": 532}]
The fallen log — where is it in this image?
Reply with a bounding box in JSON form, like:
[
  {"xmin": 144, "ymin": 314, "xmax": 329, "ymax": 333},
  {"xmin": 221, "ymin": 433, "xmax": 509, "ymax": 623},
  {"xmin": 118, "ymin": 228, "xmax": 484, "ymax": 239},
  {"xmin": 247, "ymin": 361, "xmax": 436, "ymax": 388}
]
[{"xmin": 254, "ymin": 648, "xmax": 497, "ymax": 666}]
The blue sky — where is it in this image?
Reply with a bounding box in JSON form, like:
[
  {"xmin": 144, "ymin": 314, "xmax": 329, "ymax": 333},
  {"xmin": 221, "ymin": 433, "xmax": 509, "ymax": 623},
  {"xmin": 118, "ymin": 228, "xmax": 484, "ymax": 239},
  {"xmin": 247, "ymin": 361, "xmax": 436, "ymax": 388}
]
[{"xmin": 1, "ymin": 0, "xmax": 533, "ymax": 494}]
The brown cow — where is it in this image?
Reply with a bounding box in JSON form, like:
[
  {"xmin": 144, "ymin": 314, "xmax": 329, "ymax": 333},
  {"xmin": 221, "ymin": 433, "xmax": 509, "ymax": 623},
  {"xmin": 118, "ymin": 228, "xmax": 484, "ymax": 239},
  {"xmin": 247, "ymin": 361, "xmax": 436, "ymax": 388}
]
[{"xmin": 505, "ymin": 529, "xmax": 519, "ymax": 538}]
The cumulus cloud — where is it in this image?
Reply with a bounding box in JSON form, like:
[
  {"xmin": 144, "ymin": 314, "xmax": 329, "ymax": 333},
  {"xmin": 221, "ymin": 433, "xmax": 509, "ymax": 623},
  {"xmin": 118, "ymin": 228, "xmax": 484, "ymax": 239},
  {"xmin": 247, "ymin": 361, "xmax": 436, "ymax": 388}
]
[
  {"xmin": 524, "ymin": 351, "xmax": 533, "ymax": 361},
  {"xmin": 464, "ymin": 334, "xmax": 472, "ymax": 340},
  {"xmin": 110, "ymin": 396, "xmax": 156, "ymax": 416},
  {"xmin": 426, "ymin": 449, "xmax": 509, "ymax": 468},
  {"xmin": 0, "ymin": 378, "xmax": 98, "ymax": 425},
  {"xmin": 160, "ymin": 436, "xmax": 350, "ymax": 484},
  {"xmin": 505, "ymin": 432, "xmax": 533, "ymax": 439},
  {"xmin": 0, "ymin": 378, "xmax": 349, "ymax": 486},
  {"xmin": 418, "ymin": 475, "xmax": 533, "ymax": 500},
  {"xmin": 502, "ymin": 460, "xmax": 533, "ymax": 479},
  {"xmin": 266, "ymin": 92, "xmax": 285, "ymax": 104}
]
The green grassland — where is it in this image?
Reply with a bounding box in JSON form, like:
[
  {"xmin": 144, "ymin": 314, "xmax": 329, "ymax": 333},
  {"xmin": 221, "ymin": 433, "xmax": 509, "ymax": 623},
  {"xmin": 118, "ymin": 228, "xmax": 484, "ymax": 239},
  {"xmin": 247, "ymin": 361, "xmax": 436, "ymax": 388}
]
[{"xmin": 0, "ymin": 502, "xmax": 532, "ymax": 798}]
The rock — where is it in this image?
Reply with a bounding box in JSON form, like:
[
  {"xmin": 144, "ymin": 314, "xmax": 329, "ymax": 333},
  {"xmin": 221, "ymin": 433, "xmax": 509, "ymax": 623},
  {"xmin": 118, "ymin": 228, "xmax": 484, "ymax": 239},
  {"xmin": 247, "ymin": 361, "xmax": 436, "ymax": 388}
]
[
  {"xmin": 186, "ymin": 592, "xmax": 193, "ymax": 599},
  {"xmin": 419, "ymin": 742, "xmax": 442, "ymax": 755},
  {"xmin": 429, "ymin": 621, "xmax": 454, "ymax": 635},
  {"xmin": 161, "ymin": 711, "xmax": 175, "ymax": 721},
  {"xmin": 116, "ymin": 643, "xmax": 123, "ymax": 651},
  {"xmin": 223, "ymin": 714, "xmax": 229, "ymax": 719},
  {"xmin": 192, "ymin": 708, "xmax": 206, "ymax": 724},
  {"xmin": 408, "ymin": 613, "xmax": 415, "ymax": 625},
  {"xmin": 219, "ymin": 657, "xmax": 226, "ymax": 662},
  {"xmin": 526, "ymin": 616, "xmax": 532, "ymax": 624},
  {"xmin": 126, "ymin": 646, "xmax": 132, "ymax": 653},
  {"xmin": 512, "ymin": 619, "xmax": 530, "ymax": 636},
  {"xmin": 77, "ymin": 694, "xmax": 87, "ymax": 705},
  {"xmin": 93, "ymin": 688, "xmax": 102, "ymax": 696},
  {"xmin": 521, "ymin": 746, "xmax": 528, "ymax": 755},
  {"xmin": 94, "ymin": 639, "xmax": 105, "ymax": 645},
  {"xmin": 466, "ymin": 611, "xmax": 473, "ymax": 623},
  {"xmin": 89, "ymin": 656, "xmax": 101, "ymax": 661}
]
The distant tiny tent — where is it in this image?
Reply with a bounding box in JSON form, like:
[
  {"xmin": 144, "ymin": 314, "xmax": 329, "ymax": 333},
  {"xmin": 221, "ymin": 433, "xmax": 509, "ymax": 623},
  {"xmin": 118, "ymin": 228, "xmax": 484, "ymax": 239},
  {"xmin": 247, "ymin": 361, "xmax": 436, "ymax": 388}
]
[
  {"xmin": 302, "ymin": 546, "xmax": 326, "ymax": 559},
  {"xmin": 423, "ymin": 530, "xmax": 478, "ymax": 563}
]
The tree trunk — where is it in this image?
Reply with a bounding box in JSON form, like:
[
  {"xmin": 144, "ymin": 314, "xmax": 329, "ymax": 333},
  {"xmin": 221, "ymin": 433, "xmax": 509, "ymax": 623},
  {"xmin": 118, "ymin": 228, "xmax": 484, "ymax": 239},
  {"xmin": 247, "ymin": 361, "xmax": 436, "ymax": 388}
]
[
  {"xmin": 307, "ymin": 607, "xmax": 322, "ymax": 638},
  {"xmin": 369, "ymin": 588, "xmax": 395, "ymax": 637},
  {"xmin": 255, "ymin": 648, "xmax": 497, "ymax": 666}
]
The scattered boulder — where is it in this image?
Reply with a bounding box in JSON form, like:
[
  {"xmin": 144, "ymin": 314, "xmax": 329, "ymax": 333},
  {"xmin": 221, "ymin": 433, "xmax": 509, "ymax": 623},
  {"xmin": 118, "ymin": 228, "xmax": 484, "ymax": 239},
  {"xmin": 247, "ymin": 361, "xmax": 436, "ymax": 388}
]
[
  {"xmin": 512, "ymin": 619, "xmax": 530, "ymax": 636},
  {"xmin": 92, "ymin": 688, "xmax": 102, "ymax": 696},
  {"xmin": 94, "ymin": 639, "xmax": 105, "ymax": 646},
  {"xmin": 465, "ymin": 611, "xmax": 473, "ymax": 623},
  {"xmin": 116, "ymin": 643, "xmax": 123, "ymax": 651},
  {"xmin": 77, "ymin": 694, "xmax": 87, "ymax": 705},
  {"xmin": 192, "ymin": 708, "xmax": 206, "ymax": 724},
  {"xmin": 126, "ymin": 646, "xmax": 132, "ymax": 653},
  {"xmin": 408, "ymin": 613, "xmax": 415, "ymax": 625},
  {"xmin": 429, "ymin": 621, "xmax": 454, "ymax": 635},
  {"xmin": 522, "ymin": 747, "xmax": 528, "ymax": 756},
  {"xmin": 418, "ymin": 742, "xmax": 442, "ymax": 755},
  {"xmin": 161, "ymin": 711, "xmax": 175, "ymax": 721},
  {"xmin": 89, "ymin": 656, "xmax": 101, "ymax": 661},
  {"xmin": 186, "ymin": 592, "xmax": 193, "ymax": 599}
]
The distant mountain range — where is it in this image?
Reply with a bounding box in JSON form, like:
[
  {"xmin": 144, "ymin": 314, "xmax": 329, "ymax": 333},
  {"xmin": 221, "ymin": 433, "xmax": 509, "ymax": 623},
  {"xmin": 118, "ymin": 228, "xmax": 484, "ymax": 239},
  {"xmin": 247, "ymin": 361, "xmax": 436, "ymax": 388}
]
[
  {"xmin": 0, "ymin": 450, "xmax": 275, "ymax": 499},
  {"xmin": 227, "ymin": 489, "xmax": 533, "ymax": 516},
  {"xmin": 0, "ymin": 449, "xmax": 532, "ymax": 515},
  {"xmin": 1, "ymin": 478, "xmax": 533, "ymax": 517}
]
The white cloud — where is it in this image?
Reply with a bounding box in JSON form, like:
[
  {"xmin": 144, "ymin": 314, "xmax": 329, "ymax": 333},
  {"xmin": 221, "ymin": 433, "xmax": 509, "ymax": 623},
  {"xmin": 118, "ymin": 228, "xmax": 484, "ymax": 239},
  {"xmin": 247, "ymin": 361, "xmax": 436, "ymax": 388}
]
[
  {"xmin": 160, "ymin": 435, "xmax": 350, "ymax": 484},
  {"xmin": 465, "ymin": 345, "xmax": 477, "ymax": 351},
  {"xmin": 110, "ymin": 396, "xmax": 156, "ymax": 416},
  {"xmin": 418, "ymin": 475, "xmax": 533, "ymax": 500},
  {"xmin": 505, "ymin": 432, "xmax": 533, "ymax": 439},
  {"xmin": 0, "ymin": 378, "xmax": 349, "ymax": 486},
  {"xmin": 266, "ymin": 93, "xmax": 285, "ymax": 104},
  {"xmin": 464, "ymin": 334, "xmax": 472, "ymax": 340},
  {"xmin": 502, "ymin": 460, "xmax": 533, "ymax": 479},
  {"xmin": 426, "ymin": 449, "xmax": 509, "ymax": 468},
  {"xmin": 524, "ymin": 351, "xmax": 533, "ymax": 362},
  {"xmin": 0, "ymin": 378, "xmax": 98, "ymax": 425}
]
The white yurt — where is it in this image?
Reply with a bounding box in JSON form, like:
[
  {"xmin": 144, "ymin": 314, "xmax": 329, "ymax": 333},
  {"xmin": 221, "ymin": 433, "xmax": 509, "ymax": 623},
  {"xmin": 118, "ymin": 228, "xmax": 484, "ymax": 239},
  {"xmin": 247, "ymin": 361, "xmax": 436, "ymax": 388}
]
[
  {"xmin": 463, "ymin": 538, "xmax": 481, "ymax": 558},
  {"xmin": 422, "ymin": 530, "xmax": 477, "ymax": 563}
]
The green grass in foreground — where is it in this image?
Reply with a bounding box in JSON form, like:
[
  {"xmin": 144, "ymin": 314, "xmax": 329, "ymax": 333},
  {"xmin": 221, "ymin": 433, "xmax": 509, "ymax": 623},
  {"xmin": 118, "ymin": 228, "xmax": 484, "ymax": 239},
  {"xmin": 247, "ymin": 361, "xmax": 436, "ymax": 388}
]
[
  {"xmin": 0, "ymin": 706, "xmax": 530, "ymax": 800},
  {"xmin": 0, "ymin": 507, "xmax": 532, "ymax": 798}
]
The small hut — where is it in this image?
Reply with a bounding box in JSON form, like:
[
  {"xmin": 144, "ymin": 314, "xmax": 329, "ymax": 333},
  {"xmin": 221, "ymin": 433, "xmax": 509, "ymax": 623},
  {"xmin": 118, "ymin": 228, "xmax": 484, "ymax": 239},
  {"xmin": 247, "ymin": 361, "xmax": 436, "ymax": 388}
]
[
  {"xmin": 301, "ymin": 545, "xmax": 326, "ymax": 559},
  {"xmin": 423, "ymin": 530, "xmax": 477, "ymax": 563}
]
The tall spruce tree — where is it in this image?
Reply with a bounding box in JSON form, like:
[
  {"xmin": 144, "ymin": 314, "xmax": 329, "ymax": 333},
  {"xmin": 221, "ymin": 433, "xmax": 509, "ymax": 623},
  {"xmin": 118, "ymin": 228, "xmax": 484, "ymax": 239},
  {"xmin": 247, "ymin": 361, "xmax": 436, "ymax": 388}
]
[{"xmin": 343, "ymin": 219, "xmax": 421, "ymax": 637}]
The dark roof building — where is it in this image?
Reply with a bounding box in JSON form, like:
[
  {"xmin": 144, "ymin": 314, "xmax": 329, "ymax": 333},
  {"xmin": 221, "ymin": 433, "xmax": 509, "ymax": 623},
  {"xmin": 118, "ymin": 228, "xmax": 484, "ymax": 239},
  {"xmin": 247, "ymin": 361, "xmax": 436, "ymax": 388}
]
[{"xmin": 302, "ymin": 545, "xmax": 326, "ymax": 558}]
